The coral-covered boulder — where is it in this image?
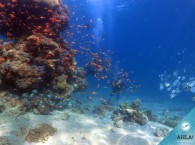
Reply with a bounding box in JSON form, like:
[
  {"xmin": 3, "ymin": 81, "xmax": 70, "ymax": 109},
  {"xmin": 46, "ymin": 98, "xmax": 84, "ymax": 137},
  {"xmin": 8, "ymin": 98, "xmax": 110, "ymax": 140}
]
[
  {"xmin": 0, "ymin": 34, "xmax": 76, "ymax": 90},
  {"xmin": 112, "ymin": 99, "xmax": 148, "ymax": 126}
]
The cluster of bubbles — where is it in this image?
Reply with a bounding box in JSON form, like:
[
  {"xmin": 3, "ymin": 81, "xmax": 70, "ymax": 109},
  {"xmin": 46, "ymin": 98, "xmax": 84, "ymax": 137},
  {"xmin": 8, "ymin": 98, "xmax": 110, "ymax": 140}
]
[{"xmin": 159, "ymin": 70, "xmax": 195, "ymax": 99}]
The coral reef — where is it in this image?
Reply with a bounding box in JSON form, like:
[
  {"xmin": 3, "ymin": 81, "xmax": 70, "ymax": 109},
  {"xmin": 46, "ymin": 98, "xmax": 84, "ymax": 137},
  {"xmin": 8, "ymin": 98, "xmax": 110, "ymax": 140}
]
[
  {"xmin": 0, "ymin": 0, "xmax": 87, "ymax": 113},
  {"xmin": 25, "ymin": 123, "xmax": 56, "ymax": 143},
  {"xmin": 22, "ymin": 89, "xmax": 69, "ymax": 114},
  {"xmin": 0, "ymin": 34, "xmax": 77, "ymax": 90},
  {"xmin": 112, "ymin": 99, "xmax": 148, "ymax": 126}
]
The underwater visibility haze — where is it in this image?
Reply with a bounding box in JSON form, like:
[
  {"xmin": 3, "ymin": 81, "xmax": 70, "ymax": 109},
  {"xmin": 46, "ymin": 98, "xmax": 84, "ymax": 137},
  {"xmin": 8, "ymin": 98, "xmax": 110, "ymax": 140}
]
[{"xmin": 0, "ymin": 0, "xmax": 194, "ymax": 145}]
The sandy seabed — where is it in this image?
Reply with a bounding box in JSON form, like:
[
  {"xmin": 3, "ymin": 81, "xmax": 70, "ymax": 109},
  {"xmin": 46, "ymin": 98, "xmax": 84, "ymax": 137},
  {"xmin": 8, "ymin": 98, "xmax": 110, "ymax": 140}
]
[{"xmin": 0, "ymin": 109, "xmax": 171, "ymax": 145}]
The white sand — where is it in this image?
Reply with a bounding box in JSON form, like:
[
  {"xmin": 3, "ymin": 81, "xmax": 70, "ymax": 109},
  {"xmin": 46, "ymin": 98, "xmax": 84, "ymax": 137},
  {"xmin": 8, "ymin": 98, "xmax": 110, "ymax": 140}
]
[{"xmin": 0, "ymin": 109, "xmax": 171, "ymax": 145}]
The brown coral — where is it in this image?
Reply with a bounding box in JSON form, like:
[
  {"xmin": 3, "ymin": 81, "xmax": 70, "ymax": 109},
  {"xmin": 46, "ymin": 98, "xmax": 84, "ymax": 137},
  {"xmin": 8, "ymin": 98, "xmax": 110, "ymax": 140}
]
[
  {"xmin": 0, "ymin": 33, "xmax": 76, "ymax": 90},
  {"xmin": 25, "ymin": 123, "xmax": 56, "ymax": 143}
]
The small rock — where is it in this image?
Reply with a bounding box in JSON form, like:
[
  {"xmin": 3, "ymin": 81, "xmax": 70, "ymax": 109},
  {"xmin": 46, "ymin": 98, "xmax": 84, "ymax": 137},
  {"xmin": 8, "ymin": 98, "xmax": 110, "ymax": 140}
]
[
  {"xmin": 0, "ymin": 91, "xmax": 7, "ymax": 98},
  {"xmin": 114, "ymin": 119, "xmax": 123, "ymax": 128},
  {"xmin": 164, "ymin": 118, "xmax": 179, "ymax": 128},
  {"xmin": 63, "ymin": 112, "xmax": 70, "ymax": 120},
  {"xmin": 154, "ymin": 127, "xmax": 169, "ymax": 137}
]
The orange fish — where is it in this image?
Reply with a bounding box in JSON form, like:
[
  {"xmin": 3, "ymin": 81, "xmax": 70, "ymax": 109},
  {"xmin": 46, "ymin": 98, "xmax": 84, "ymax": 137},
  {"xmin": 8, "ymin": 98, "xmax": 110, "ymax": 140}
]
[
  {"xmin": 0, "ymin": 57, "xmax": 5, "ymax": 63},
  {"xmin": 47, "ymin": 9, "xmax": 52, "ymax": 13},
  {"xmin": 0, "ymin": 3, "xmax": 5, "ymax": 9},
  {"xmin": 9, "ymin": 14, "xmax": 15, "ymax": 18},
  {"xmin": 40, "ymin": 16, "xmax": 45, "ymax": 19},
  {"xmin": 69, "ymin": 66, "xmax": 75, "ymax": 70}
]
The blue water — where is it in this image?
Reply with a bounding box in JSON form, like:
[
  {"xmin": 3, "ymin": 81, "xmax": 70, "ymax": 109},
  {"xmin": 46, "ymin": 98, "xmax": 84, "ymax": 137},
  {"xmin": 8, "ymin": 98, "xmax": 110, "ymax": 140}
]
[
  {"xmin": 0, "ymin": 0, "xmax": 194, "ymax": 109},
  {"xmin": 63, "ymin": 0, "xmax": 195, "ymax": 107}
]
